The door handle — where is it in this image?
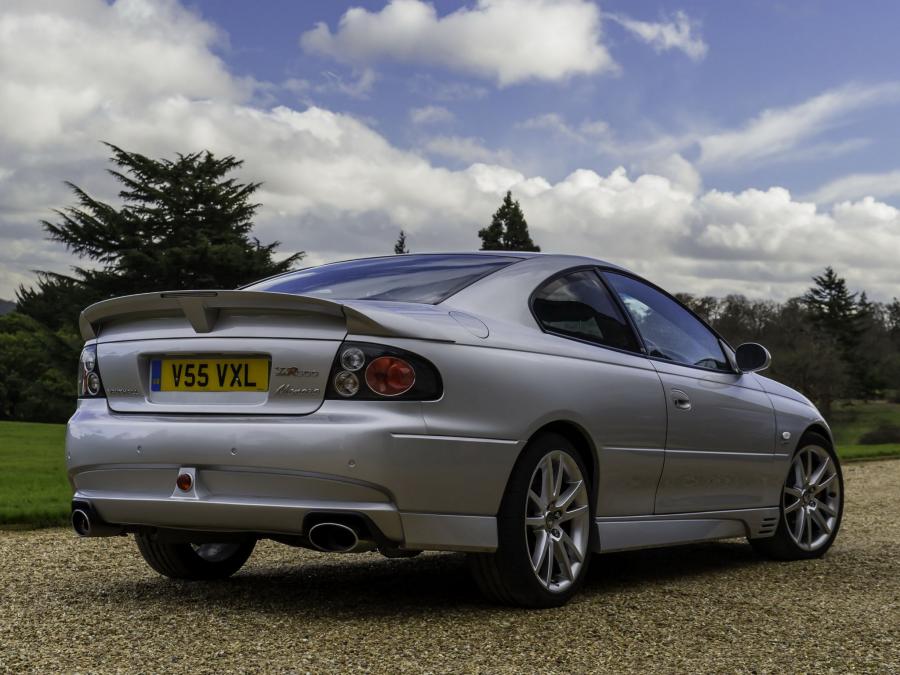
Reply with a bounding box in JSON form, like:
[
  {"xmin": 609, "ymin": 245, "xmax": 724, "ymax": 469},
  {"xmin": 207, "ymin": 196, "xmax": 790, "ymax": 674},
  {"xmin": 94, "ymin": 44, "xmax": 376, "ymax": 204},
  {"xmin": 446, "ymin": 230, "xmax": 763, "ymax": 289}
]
[{"xmin": 671, "ymin": 389, "xmax": 692, "ymax": 411}]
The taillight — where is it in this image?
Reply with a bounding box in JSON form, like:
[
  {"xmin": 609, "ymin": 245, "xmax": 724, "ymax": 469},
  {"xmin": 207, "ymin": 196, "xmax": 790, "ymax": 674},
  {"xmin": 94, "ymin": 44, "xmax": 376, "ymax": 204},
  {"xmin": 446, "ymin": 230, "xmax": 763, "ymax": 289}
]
[
  {"xmin": 77, "ymin": 344, "xmax": 105, "ymax": 399},
  {"xmin": 325, "ymin": 342, "xmax": 441, "ymax": 401},
  {"xmin": 365, "ymin": 356, "xmax": 416, "ymax": 396}
]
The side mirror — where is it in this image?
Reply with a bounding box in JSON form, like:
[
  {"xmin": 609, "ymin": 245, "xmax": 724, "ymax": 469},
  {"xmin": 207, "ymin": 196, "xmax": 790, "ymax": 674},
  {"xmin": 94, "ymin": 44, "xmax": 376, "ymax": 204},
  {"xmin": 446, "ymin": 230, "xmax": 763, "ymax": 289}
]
[{"xmin": 735, "ymin": 343, "xmax": 771, "ymax": 373}]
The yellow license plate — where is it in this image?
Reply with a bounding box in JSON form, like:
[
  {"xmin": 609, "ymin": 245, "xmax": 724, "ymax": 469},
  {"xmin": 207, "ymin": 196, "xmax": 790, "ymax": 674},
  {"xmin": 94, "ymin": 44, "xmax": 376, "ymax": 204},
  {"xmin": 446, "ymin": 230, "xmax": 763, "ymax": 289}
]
[{"xmin": 151, "ymin": 358, "xmax": 269, "ymax": 392}]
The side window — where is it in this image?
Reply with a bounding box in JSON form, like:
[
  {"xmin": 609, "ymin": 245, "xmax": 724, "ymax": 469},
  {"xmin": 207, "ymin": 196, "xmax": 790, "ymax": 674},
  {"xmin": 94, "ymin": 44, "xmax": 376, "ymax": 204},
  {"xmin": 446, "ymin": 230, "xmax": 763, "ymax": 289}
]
[
  {"xmin": 532, "ymin": 270, "xmax": 640, "ymax": 352},
  {"xmin": 604, "ymin": 272, "xmax": 731, "ymax": 371}
]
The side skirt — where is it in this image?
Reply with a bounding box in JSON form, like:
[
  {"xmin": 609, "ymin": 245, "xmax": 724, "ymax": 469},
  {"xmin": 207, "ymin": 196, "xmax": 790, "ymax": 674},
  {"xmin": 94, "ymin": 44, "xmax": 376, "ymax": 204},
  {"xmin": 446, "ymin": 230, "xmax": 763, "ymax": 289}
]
[{"xmin": 593, "ymin": 507, "xmax": 779, "ymax": 554}]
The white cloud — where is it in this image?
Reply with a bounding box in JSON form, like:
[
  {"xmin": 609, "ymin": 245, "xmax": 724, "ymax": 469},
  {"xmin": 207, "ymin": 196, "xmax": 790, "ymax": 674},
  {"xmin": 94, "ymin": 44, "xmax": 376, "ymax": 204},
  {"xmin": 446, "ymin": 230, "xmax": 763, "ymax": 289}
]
[
  {"xmin": 300, "ymin": 0, "xmax": 616, "ymax": 87},
  {"xmin": 698, "ymin": 83, "xmax": 900, "ymax": 168},
  {"xmin": 517, "ymin": 113, "xmax": 610, "ymax": 144},
  {"xmin": 808, "ymin": 169, "xmax": 900, "ymax": 204},
  {"xmin": 422, "ymin": 136, "xmax": 511, "ymax": 165},
  {"xmin": 609, "ymin": 10, "xmax": 707, "ymax": 61},
  {"xmin": 410, "ymin": 105, "xmax": 455, "ymax": 125},
  {"xmin": 2, "ymin": 0, "xmax": 900, "ymax": 304},
  {"xmin": 282, "ymin": 69, "xmax": 376, "ymax": 100}
]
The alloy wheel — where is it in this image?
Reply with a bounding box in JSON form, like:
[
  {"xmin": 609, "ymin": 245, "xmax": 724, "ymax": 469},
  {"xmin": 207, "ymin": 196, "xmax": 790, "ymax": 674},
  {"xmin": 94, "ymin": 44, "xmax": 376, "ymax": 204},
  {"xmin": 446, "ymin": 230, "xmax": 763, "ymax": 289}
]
[
  {"xmin": 783, "ymin": 444, "xmax": 841, "ymax": 552},
  {"xmin": 525, "ymin": 450, "xmax": 590, "ymax": 592}
]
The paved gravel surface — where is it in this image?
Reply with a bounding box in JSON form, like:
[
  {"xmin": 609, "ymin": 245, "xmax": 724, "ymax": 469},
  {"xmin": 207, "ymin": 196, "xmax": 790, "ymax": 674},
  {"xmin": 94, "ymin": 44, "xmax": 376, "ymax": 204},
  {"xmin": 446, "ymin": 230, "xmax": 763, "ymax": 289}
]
[{"xmin": 1, "ymin": 459, "xmax": 898, "ymax": 674}]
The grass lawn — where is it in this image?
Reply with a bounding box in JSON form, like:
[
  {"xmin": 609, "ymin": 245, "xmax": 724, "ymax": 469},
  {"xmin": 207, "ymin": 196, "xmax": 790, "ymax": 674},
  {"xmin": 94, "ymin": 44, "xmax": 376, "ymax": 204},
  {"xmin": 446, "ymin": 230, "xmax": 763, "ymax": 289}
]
[
  {"xmin": 829, "ymin": 400, "xmax": 900, "ymax": 460},
  {"xmin": 0, "ymin": 421, "xmax": 70, "ymax": 527},
  {"xmin": 1, "ymin": 401, "xmax": 899, "ymax": 528}
]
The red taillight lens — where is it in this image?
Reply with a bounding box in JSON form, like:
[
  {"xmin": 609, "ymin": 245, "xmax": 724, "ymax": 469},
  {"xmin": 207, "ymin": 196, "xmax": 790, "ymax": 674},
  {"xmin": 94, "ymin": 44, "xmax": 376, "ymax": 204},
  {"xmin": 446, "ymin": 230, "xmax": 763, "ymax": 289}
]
[{"xmin": 365, "ymin": 356, "xmax": 416, "ymax": 396}]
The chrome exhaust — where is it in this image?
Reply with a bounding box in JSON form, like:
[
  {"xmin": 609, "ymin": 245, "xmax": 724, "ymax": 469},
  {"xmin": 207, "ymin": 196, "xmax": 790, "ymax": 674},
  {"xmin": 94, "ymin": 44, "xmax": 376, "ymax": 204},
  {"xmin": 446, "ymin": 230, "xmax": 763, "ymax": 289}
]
[
  {"xmin": 307, "ymin": 522, "xmax": 376, "ymax": 553},
  {"xmin": 71, "ymin": 504, "xmax": 124, "ymax": 537}
]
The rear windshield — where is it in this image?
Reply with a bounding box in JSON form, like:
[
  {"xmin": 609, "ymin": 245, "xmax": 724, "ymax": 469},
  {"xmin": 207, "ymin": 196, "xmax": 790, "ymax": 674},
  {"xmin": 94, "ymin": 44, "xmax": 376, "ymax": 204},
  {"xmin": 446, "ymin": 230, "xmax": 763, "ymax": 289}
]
[{"xmin": 245, "ymin": 254, "xmax": 520, "ymax": 304}]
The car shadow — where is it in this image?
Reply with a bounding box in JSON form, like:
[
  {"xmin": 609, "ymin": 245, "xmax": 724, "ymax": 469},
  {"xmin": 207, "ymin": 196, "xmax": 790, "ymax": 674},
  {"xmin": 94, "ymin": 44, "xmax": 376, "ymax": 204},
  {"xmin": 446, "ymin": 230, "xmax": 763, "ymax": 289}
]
[{"xmin": 99, "ymin": 539, "xmax": 769, "ymax": 618}]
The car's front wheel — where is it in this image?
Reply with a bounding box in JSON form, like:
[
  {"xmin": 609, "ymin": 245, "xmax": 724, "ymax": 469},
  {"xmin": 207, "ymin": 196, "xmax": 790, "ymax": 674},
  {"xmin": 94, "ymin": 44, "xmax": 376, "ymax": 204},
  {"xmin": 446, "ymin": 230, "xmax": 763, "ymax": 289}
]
[
  {"xmin": 135, "ymin": 534, "xmax": 256, "ymax": 580},
  {"xmin": 468, "ymin": 432, "xmax": 593, "ymax": 607},
  {"xmin": 751, "ymin": 432, "xmax": 843, "ymax": 560}
]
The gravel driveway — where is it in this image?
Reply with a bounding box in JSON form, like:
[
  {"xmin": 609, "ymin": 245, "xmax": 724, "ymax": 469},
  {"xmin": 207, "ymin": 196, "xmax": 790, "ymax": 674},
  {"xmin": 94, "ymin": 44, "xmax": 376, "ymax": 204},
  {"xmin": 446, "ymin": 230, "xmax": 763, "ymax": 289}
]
[{"xmin": 1, "ymin": 459, "xmax": 898, "ymax": 673}]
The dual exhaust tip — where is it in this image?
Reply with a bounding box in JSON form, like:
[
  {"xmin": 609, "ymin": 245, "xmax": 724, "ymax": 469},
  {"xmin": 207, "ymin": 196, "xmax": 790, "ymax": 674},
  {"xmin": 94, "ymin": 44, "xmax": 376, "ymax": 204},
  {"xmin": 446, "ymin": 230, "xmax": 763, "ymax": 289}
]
[
  {"xmin": 71, "ymin": 505, "xmax": 124, "ymax": 537},
  {"xmin": 307, "ymin": 521, "xmax": 376, "ymax": 553},
  {"xmin": 72, "ymin": 503, "xmax": 374, "ymax": 553}
]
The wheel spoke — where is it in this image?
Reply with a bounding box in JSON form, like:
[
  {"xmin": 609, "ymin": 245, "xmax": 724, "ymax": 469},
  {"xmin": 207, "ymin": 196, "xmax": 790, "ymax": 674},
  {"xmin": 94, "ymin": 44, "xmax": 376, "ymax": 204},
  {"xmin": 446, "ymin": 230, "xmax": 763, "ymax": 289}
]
[
  {"xmin": 556, "ymin": 540, "xmax": 574, "ymax": 581},
  {"xmin": 810, "ymin": 508, "xmax": 831, "ymax": 535},
  {"xmin": 559, "ymin": 504, "xmax": 588, "ymax": 523},
  {"xmin": 804, "ymin": 450, "xmax": 812, "ymax": 483},
  {"xmin": 793, "ymin": 507, "xmax": 806, "ymax": 542},
  {"xmin": 553, "ymin": 458, "xmax": 565, "ymax": 500},
  {"xmin": 809, "ymin": 456, "xmax": 830, "ymax": 488},
  {"xmin": 784, "ymin": 486, "xmax": 803, "ymax": 498},
  {"xmin": 806, "ymin": 511, "xmax": 813, "ymax": 547},
  {"xmin": 557, "ymin": 480, "xmax": 583, "ymax": 510},
  {"xmin": 560, "ymin": 530, "xmax": 584, "ymax": 563},
  {"xmin": 544, "ymin": 538, "xmax": 555, "ymax": 587},
  {"xmin": 531, "ymin": 531, "xmax": 549, "ymax": 571},
  {"xmin": 541, "ymin": 456, "xmax": 555, "ymax": 505},
  {"xmin": 525, "ymin": 515, "xmax": 546, "ymax": 529},
  {"xmin": 784, "ymin": 499, "xmax": 802, "ymax": 514},
  {"xmin": 817, "ymin": 500, "xmax": 837, "ymax": 517},
  {"xmin": 812, "ymin": 473, "xmax": 836, "ymax": 495},
  {"xmin": 792, "ymin": 459, "xmax": 805, "ymax": 487}
]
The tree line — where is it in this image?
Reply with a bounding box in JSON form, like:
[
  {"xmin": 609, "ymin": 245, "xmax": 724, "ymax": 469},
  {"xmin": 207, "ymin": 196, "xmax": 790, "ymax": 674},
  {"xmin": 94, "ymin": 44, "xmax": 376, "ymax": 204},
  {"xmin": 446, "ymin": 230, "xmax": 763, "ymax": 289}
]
[{"xmin": 1, "ymin": 145, "xmax": 897, "ymax": 423}]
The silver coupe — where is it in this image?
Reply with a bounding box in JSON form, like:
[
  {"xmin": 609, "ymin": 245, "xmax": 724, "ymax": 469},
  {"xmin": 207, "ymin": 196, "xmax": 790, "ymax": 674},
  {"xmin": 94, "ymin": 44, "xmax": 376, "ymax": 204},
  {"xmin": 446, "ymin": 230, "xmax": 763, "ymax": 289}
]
[{"xmin": 67, "ymin": 253, "xmax": 843, "ymax": 607}]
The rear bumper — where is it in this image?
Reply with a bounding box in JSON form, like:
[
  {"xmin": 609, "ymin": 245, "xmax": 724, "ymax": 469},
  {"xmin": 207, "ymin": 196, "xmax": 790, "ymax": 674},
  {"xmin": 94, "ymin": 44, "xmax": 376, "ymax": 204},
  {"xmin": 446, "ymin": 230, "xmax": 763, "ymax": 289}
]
[{"xmin": 66, "ymin": 399, "xmax": 522, "ymax": 552}]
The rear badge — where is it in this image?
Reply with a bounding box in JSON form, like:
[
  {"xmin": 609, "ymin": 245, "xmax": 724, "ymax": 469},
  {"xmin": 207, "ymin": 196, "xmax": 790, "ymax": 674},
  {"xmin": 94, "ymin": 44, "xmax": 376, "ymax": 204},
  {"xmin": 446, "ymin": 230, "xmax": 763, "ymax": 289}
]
[
  {"xmin": 274, "ymin": 366, "xmax": 319, "ymax": 378},
  {"xmin": 275, "ymin": 384, "xmax": 321, "ymax": 396}
]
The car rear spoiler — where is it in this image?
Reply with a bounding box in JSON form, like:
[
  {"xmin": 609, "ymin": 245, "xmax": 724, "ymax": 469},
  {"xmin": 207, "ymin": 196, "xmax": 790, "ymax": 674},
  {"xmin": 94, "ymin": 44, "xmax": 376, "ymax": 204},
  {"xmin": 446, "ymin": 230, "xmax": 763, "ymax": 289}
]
[{"xmin": 79, "ymin": 290, "xmax": 462, "ymax": 343}]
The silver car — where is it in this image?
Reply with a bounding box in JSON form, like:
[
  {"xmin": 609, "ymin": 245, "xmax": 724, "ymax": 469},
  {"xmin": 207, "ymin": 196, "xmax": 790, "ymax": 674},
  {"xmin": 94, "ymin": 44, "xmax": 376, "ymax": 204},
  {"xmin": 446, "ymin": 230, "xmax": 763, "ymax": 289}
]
[{"xmin": 67, "ymin": 253, "xmax": 843, "ymax": 607}]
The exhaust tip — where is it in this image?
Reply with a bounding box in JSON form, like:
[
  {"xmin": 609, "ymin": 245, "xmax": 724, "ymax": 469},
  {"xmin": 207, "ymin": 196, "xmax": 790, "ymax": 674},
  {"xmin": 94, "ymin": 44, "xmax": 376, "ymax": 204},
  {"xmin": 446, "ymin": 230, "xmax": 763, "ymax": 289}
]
[
  {"xmin": 308, "ymin": 522, "xmax": 360, "ymax": 553},
  {"xmin": 71, "ymin": 509, "xmax": 91, "ymax": 537}
]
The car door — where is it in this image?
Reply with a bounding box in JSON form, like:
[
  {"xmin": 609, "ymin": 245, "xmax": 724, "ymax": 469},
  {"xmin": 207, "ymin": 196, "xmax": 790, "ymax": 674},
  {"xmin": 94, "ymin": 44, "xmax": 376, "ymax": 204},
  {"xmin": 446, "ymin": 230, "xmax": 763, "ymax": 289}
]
[
  {"xmin": 531, "ymin": 268, "xmax": 668, "ymax": 517},
  {"xmin": 603, "ymin": 271, "xmax": 778, "ymax": 513}
]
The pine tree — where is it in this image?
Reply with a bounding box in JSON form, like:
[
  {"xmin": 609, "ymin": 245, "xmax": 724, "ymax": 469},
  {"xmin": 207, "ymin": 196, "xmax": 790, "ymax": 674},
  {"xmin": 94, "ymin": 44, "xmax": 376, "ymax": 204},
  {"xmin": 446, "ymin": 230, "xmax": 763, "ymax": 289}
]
[
  {"xmin": 478, "ymin": 191, "xmax": 540, "ymax": 252},
  {"xmin": 17, "ymin": 144, "xmax": 304, "ymax": 330},
  {"xmin": 394, "ymin": 230, "xmax": 409, "ymax": 254},
  {"xmin": 802, "ymin": 267, "xmax": 861, "ymax": 349}
]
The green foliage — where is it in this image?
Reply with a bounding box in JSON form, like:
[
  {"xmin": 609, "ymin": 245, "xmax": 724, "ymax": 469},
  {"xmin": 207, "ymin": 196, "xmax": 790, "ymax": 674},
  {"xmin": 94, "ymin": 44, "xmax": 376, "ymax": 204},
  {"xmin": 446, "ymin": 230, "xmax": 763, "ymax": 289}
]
[
  {"xmin": 8, "ymin": 145, "xmax": 306, "ymax": 422},
  {"xmin": 0, "ymin": 313, "xmax": 78, "ymax": 423},
  {"xmin": 683, "ymin": 268, "xmax": 900, "ymax": 418},
  {"xmin": 17, "ymin": 143, "xmax": 305, "ymax": 332},
  {"xmin": 394, "ymin": 229, "xmax": 409, "ymax": 254},
  {"xmin": 859, "ymin": 424, "xmax": 900, "ymax": 445},
  {"xmin": 0, "ymin": 421, "xmax": 70, "ymax": 527},
  {"xmin": 478, "ymin": 191, "xmax": 540, "ymax": 251}
]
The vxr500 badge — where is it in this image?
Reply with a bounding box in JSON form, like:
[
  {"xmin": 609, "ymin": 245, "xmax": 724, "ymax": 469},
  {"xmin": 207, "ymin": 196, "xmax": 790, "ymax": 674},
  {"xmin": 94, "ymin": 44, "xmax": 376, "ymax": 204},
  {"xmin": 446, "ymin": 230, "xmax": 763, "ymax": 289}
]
[{"xmin": 274, "ymin": 367, "xmax": 319, "ymax": 378}]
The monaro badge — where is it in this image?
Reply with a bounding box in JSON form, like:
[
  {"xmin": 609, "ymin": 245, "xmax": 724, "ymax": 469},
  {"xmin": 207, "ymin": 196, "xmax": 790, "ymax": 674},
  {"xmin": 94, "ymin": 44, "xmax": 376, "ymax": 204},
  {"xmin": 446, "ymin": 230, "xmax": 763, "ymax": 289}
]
[{"xmin": 274, "ymin": 383, "xmax": 321, "ymax": 396}]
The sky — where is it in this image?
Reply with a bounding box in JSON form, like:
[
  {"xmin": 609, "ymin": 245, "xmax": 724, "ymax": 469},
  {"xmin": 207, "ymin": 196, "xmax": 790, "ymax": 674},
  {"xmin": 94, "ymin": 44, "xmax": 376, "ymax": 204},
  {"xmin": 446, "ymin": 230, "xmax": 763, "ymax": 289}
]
[{"xmin": 2, "ymin": 0, "xmax": 900, "ymax": 302}]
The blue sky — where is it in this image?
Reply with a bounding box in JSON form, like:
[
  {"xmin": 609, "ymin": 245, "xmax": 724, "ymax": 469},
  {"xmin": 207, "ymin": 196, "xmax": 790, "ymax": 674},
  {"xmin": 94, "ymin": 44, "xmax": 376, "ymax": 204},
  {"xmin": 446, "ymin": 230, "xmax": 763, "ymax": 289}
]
[
  {"xmin": 2, "ymin": 0, "xmax": 900, "ymax": 300},
  {"xmin": 192, "ymin": 0, "xmax": 900, "ymax": 195}
]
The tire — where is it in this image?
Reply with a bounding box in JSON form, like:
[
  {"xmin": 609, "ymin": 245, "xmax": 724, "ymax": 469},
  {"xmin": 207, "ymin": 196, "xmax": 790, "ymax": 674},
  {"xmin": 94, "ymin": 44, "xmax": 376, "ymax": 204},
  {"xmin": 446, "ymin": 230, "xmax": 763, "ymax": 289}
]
[
  {"xmin": 750, "ymin": 432, "xmax": 843, "ymax": 560},
  {"xmin": 135, "ymin": 533, "xmax": 256, "ymax": 580},
  {"xmin": 468, "ymin": 432, "xmax": 593, "ymax": 608}
]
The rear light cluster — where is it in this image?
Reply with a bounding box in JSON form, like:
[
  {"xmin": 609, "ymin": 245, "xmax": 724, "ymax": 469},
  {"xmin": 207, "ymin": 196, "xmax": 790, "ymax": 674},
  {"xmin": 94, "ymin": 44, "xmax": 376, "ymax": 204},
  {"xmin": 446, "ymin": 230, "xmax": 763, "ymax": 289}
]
[
  {"xmin": 325, "ymin": 342, "xmax": 442, "ymax": 401},
  {"xmin": 77, "ymin": 344, "xmax": 105, "ymax": 398}
]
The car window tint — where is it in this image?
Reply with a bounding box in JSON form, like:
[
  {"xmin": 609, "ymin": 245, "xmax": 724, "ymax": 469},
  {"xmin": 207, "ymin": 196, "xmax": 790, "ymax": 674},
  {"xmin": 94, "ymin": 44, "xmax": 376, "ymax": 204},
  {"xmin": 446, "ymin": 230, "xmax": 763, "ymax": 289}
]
[
  {"xmin": 604, "ymin": 273, "xmax": 730, "ymax": 371},
  {"xmin": 245, "ymin": 254, "xmax": 519, "ymax": 304},
  {"xmin": 532, "ymin": 270, "xmax": 640, "ymax": 352}
]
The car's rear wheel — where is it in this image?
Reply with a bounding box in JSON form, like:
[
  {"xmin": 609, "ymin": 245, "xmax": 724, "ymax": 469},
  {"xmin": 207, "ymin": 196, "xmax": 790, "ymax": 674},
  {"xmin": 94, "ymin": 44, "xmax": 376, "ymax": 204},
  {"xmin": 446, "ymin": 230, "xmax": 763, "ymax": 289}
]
[
  {"xmin": 750, "ymin": 432, "xmax": 843, "ymax": 560},
  {"xmin": 135, "ymin": 534, "xmax": 256, "ymax": 580},
  {"xmin": 468, "ymin": 432, "xmax": 592, "ymax": 607}
]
